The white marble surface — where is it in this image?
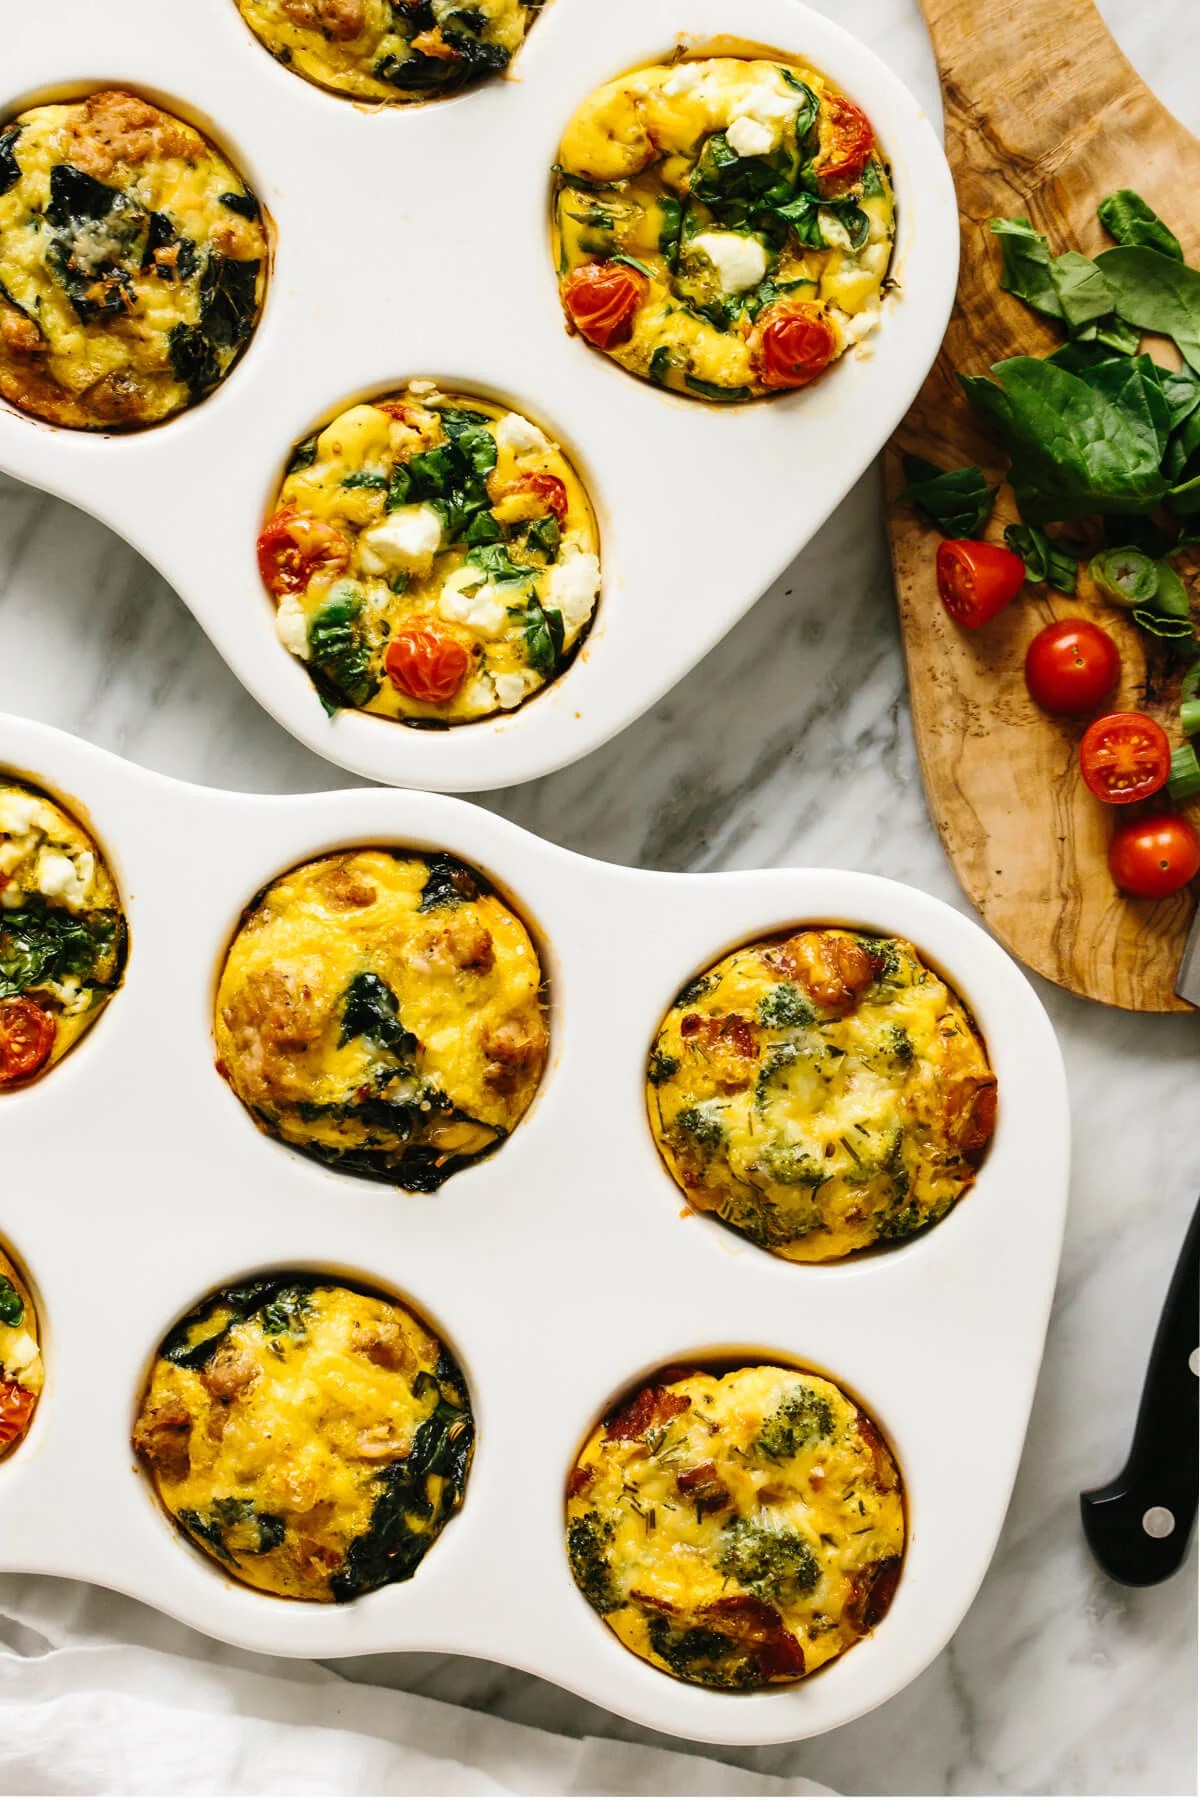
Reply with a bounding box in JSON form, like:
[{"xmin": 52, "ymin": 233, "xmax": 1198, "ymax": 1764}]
[{"xmin": 0, "ymin": 0, "xmax": 1197, "ymax": 1791}]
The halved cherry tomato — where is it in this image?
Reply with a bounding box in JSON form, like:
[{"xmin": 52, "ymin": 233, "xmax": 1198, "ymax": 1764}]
[
  {"xmin": 0, "ymin": 1381, "xmax": 36, "ymax": 1451},
  {"xmin": 503, "ymin": 472, "xmax": 568, "ymax": 522},
  {"xmin": 1024, "ymin": 618, "xmax": 1120, "ymax": 715},
  {"xmin": 1080, "ymin": 712, "xmax": 1171, "ymax": 805},
  {"xmin": 752, "ymin": 302, "xmax": 837, "ymax": 390},
  {"xmin": 1109, "ymin": 812, "xmax": 1200, "ymax": 897},
  {"xmin": 816, "ymin": 95, "xmax": 875, "ymax": 187},
  {"xmin": 935, "ymin": 539, "xmax": 1025, "ymax": 628},
  {"xmin": 256, "ymin": 506, "xmax": 350, "ymax": 597},
  {"xmin": 385, "ymin": 622, "xmax": 472, "ymax": 705},
  {"xmin": 562, "ymin": 260, "xmax": 648, "ymax": 350},
  {"xmin": 0, "ymin": 998, "xmax": 55, "ymax": 1085}
]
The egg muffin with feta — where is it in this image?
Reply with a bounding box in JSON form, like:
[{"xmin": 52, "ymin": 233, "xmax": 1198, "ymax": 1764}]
[
  {"xmin": 0, "ymin": 1246, "xmax": 44, "ymax": 1460},
  {"xmin": 552, "ymin": 56, "xmax": 895, "ymax": 402},
  {"xmin": 567, "ymin": 1362, "xmax": 904, "ymax": 1688},
  {"xmin": 647, "ymin": 929, "xmax": 996, "ymax": 1261},
  {"xmin": 0, "ymin": 90, "xmax": 268, "ymax": 430},
  {"xmin": 133, "ymin": 1273, "xmax": 473, "ymax": 1601},
  {"xmin": 232, "ymin": 0, "xmax": 539, "ymax": 104},
  {"xmin": 215, "ymin": 848, "xmax": 548, "ymax": 1188},
  {"xmin": 259, "ymin": 384, "xmax": 600, "ymax": 723},
  {"xmin": 0, "ymin": 780, "xmax": 127, "ymax": 1087}
]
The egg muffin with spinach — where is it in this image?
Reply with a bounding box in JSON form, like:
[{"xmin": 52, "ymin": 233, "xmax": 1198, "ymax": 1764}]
[
  {"xmin": 232, "ymin": 0, "xmax": 539, "ymax": 103},
  {"xmin": 0, "ymin": 780, "xmax": 127, "ymax": 1086},
  {"xmin": 215, "ymin": 848, "xmax": 547, "ymax": 1189},
  {"xmin": 0, "ymin": 90, "xmax": 268, "ymax": 430},
  {"xmin": 567, "ymin": 1362, "xmax": 904, "ymax": 1688},
  {"xmin": 133, "ymin": 1274, "xmax": 473, "ymax": 1601},
  {"xmin": 647, "ymin": 929, "xmax": 996, "ymax": 1261},
  {"xmin": 259, "ymin": 384, "xmax": 600, "ymax": 723},
  {"xmin": 553, "ymin": 56, "xmax": 895, "ymax": 401},
  {"xmin": 0, "ymin": 1246, "xmax": 44, "ymax": 1460}
]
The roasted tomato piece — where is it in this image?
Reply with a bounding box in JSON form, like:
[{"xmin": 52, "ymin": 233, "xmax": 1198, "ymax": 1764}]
[
  {"xmin": 1080, "ymin": 712, "xmax": 1171, "ymax": 805},
  {"xmin": 257, "ymin": 505, "xmax": 351, "ymax": 596},
  {"xmin": 504, "ymin": 472, "xmax": 569, "ymax": 522},
  {"xmin": 562, "ymin": 260, "xmax": 649, "ymax": 350},
  {"xmin": 816, "ymin": 94, "xmax": 875, "ymax": 187},
  {"xmin": 384, "ymin": 622, "xmax": 472, "ymax": 705},
  {"xmin": 604, "ymin": 1382, "xmax": 692, "ymax": 1442},
  {"xmin": 0, "ymin": 1381, "xmax": 37, "ymax": 1450},
  {"xmin": 936, "ymin": 539, "xmax": 1025, "ymax": 629},
  {"xmin": 752, "ymin": 301, "xmax": 837, "ymax": 390},
  {"xmin": 0, "ymin": 997, "xmax": 56, "ymax": 1085},
  {"xmin": 1108, "ymin": 812, "xmax": 1200, "ymax": 898}
]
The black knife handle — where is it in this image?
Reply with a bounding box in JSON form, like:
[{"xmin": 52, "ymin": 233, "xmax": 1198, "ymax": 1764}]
[{"xmin": 1080, "ymin": 1197, "xmax": 1200, "ymax": 1586}]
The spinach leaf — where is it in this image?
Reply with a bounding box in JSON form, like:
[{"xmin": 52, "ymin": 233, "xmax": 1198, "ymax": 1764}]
[
  {"xmin": 0, "ymin": 126, "xmax": 21, "ymax": 196},
  {"xmin": 259, "ymin": 1285, "xmax": 311, "ymax": 1340},
  {"xmin": 342, "ymin": 470, "xmax": 388, "ymax": 490},
  {"xmin": 466, "ymin": 541, "xmax": 531, "ymax": 584},
  {"xmin": 180, "ymin": 1498, "xmax": 286, "ymax": 1562},
  {"xmin": 1098, "ymin": 190, "xmax": 1182, "ymax": 261},
  {"xmin": 418, "ymin": 853, "xmax": 482, "ymax": 912},
  {"xmin": 160, "ymin": 1277, "xmax": 308, "ymax": 1370},
  {"xmin": 1094, "ymin": 246, "xmax": 1200, "ymax": 372},
  {"xmin": 142, "ymin": 210, "xmax": 197, "ymax": 282},
  {"xmin": 649, "ymin": 345, "xmax": 674, "ymax": 386},
  {"xmin": 524, "ymin": 514, "xmax": 560, "ymax": 559},
  {"xmin": 1048, "ymin": 250, "xmax": 1114, "ymax": 333},
  {"xmin": 218, "ymin": 188, "xmax": 261, "ymax": 221},
  {"xmin": 659, "ymin": 196, "xmax": 683, "ymax": 271},
  {"xmin": 0, "ymin": 1275, "xmax": 24, "ymax": 1328},
  {"xmin": 520, "ymin": 595, "xmax": 564, "ymax": 677},
  {"xmin": 168, "ymin": 324, "xmax": 220, "ymax": 402},
  {"xmin": 199, "ymin": 254, "xmax": 260, "ymax": 351},
  {"xmin": 287, "ymin": 431, "xmax": 319, "ymax": 474},
  {"xmin": 990, "ymin": 216, "xmax": 1063, "ymax": 319},
  {"xmin": 1004, "ymin": 523, "xmax": 1078, "ymax": 593},
  {"xmin": 339, "ymin": 972, "xmax": 417, "ymax": 1059},
  {"xmin": 898, "ymin": 454, "xmax": 996, "ymax": 537},
  {"xmin": 684, "ymin": 375, "xmax": 752, "ymax": 403},
  {"xmin": 0, "ymin": 901, "xmax": 119, "ymax": 1000},
  {"xmin": 307, "ymin": 587, "xmax": 379, "ymax": 711}
]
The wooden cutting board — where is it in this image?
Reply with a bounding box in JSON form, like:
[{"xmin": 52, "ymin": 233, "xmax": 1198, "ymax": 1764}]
[{"xmin": 885, "ymin": 0, "xmax": 1200, "ymax": 1012}]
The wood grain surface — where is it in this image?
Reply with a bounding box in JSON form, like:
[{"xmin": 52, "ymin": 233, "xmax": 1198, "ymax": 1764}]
[{"xmin": 886, "ymin": 0, "xmax": 1200, "ymax": 1011}]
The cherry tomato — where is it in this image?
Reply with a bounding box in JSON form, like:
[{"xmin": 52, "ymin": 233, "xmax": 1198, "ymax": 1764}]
[
  {"xmin": 935, "ymin": 539, "xmax": 1025, "ymax": 628},
  {"xmin": 1024, "ymin": 619, "xmax": 1121, "ymax": 715},
  {"xmin": 1108, "ymin": 812, "xmax": 1200, "ymax": 898},
  {"xmin": 1080, "ymin": 712, "xmax": 1171, "ymax": 805},
  {"xmin": 385, "ymin": 622, "xmax": 472, "ymax": 705},
  {"xmin": 562, "ymin": 261, "xmax": 648, "ymax": 350},
  {"xmin": 0, "ymin": 1381, "xmax": 35, "ymax": 1451},
  {"xmin": 256, "ymin": 506, "xmax": 350, "ymax": 597},
  {"xmin": 816, "ymin": 94, "xmax": 875, "ymax": 187},
  {"xmin": 752, "ymin": 302, "xmax": 837, "ymax": 390},
  {"xmin": 0, "ymin": 998, "xmax": 55, "ymax": 1085},
  {"xmin": 504, "ymin": 472, "xmax": 568, "ymax": 522}
]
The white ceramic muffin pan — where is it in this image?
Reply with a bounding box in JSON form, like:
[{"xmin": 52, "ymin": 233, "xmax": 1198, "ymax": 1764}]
[
  {"xmin": 0, "ymin": 714, "xmax": 1069, "ymax": 1746},
  {"xmin": 0, "ymin": 0, "xmax": 958, "ymax": 792}
]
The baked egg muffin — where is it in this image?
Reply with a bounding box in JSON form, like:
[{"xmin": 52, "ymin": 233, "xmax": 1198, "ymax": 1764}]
[
  {"xmin": 647, "ymin": 929, "xmax": 996, "ymax": 1261},
  {"xmin": 0, "ymin": 780, "xmax": 127, "ymax": 1086},
  {"xmin": 567, "ymin": 1362, "xmax": 904, "ymax": 1688},
  {"xmin": 552, "ymin": 56, "xmax": 895, "ymax": 401},
  {"xmin": 259, "ymin": 383, "xmax": 601, "ymax": 724},
  {"xmin": 0, "ymin": 1246, "xmax": 43, "ymax": 1461},
  {"xmin": 232, "ymin": 0, "xmax": 540, "ymax": 103},
  {"xmin": 0, "ymin": 89, "xmax": 268, "ymax": 429},
  {"xmin": 133, "ymin": 1274, "xmax": 473, "ymax": 1601},
  {"xmin": 215, "ymin": 848, "xmax": 548, "ymax": 1188}
]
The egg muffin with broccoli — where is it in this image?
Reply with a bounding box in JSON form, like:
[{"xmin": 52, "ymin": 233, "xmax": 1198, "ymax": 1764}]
[
  {"xmin": 133, "ymin": 1273, "xmax": 473, "ymax": 1601},
  {"xmin": 566, "ymin": 1362, "xmax": 905, "ymax": 1688},
  {"xmin": 0, "ymin": 90, "xmax": 267, "ymax": 429},
  {"xmin": 647, "ymin": 928, "xmax": 996, "ymax": 1260},
  {"xmin": 0, "ymin": 779, "xmax": 127, "ymax": 1086},
  {"xmin": 232, "ymin": 0, "xmax": 539, "ymax": 104},
  {"xmin": 259, "ymin": 383, "xmax": 600, "ymax": 724},
  {"xmin": 0, "ymin": 1245, "xmax": 44, "ymax": 1460},
  {"xmin": 552, "ymin": 56, "xmax": 895, "ymax": 401},
  {"xmin": 215, "ymin": 848, "xmax": 548, "ymax": 1188}
]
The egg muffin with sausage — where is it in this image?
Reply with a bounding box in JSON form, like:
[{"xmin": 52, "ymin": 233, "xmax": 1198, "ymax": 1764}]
[
  {"xmin": 232, "ymin": 0, "xmax": 539, "ymax": 103},
  {"xmin": 0, "ymin": 90, "xmax": 268, "ymax": 430},
  {"xmin": 567, "ymin": 1362, "xmax": 904, "ymax": 1688},
  {"xmin": 647, "ymin": 929, "xmax": 996, "ymax": 1261},
  {"xmin": 259, "ymin": 384, "xmax": 600, "ymax": 724},
  {"xmin": 0, "ymin": 780, "xmax": 127, "ymax": 1087},
  {"xmin": 133, "ymin": 1273, "xmax": 473, "ymax": 1600},
  {"xmin": 215, "ymin": 848, "xmax": 547, "ymax": 1188},
  {"xmin": 552, "ymin": 56, "xmax": 895, "ymax": 401},
  {"xmin": 0, "ymin": 1246, "xmax": 44, "ymax": 1461}
]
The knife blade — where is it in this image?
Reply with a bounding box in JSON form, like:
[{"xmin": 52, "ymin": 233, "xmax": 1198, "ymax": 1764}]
[
  {"xmin": 1174, "ymin": 905, "xmax": 1200, "ymax": 1005},
  {"xmin": 1080, "ymin": 1196, "xmax": 1200, "ymax": 1585}
]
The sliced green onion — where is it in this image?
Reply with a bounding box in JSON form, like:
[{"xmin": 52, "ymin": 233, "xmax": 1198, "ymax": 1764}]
[
  {"xmin": 1131, "ymin": 606, "xmax": 1194, "ymax": 639},
  {"xmin": 1182, "ymin": 663, "xmax": 1200, "ymax": 703},
  {"xmin": 1182, "ymin": 698, "xmax": 1200, "ymax": 738},
  {"xmin": 1153, "ymin": 562, "xmax": 1193, "ymax": 621},
  {"xmin": 1089, "ymin": 545, "xmax": 1158, "ymax": 607},
  {"xmin": 1168, "ymin": 742, "xmax": 1200, "ymax": 802}
]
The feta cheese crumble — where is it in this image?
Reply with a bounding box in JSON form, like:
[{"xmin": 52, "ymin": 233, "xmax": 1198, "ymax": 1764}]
[
  {"xmin": 359, "ymin": 505, "xmax": 443, "ymax": 576},
  {"xmin": 495, "ymin": 412, "xmax": 550, "ymax": 458},
  {"xmin": 691, "ymin": 231, "xmax": 768, "ymax": 296},
  {"xmin": 545, "ymin": 551, "xmax": 601, "ymax": 632},
  {"xmin": 275, "ymin": 593, "xmax": 310, "ymax": 659}
]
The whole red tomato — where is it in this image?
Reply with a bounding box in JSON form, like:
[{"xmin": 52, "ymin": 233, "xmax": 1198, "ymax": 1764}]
[
  {"xmin": 1025, "ymin": 619, "xmax": 1120, "ymax": 714},
  {"xmin": 1108, "ymin": 813, "xmax": 1200, "ymax": 897}
]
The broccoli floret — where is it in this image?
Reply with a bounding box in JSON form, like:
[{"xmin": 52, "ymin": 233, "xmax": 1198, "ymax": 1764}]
[
  {"xmin": 762, "ymin": 1140, "xmax": 826, "ymax": 1187},
  {"xmin": 717, "ymin": 1518, "xmax": 821, "ymax": 1604},
  {"xmin": 756, "ymin": 983, "xmax": 816, "ymax": 1030},
  {"xmin": 757, "ymin": 1384, "xmax": 835, "ymax": 1461},
  {"xmin": 673, "ymin": 973, "xmax": 716, "ymax": 1008},
  {"xmin": 647, "ymin": 1048, "xmax": 680, "ymax": 1087},
  {"xmin": 646, "ymin": 1616, "xmax": 759, "ymax": 1690},
  {"xmin": 671, "ymin": 1102, "xmax": 726, "ymax": 1150},
  {"xmin": 568, "ymin": 1512, "xmax": 620, "ymax": 1614},
  {"xmin": 885, "ymin": 1024, "xmax": 914, "ymax": 1065}
]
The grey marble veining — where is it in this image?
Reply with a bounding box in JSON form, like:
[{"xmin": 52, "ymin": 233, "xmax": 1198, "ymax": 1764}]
[{"xmin": 0, "ymin": 0, "xmax": 1197, "ymax": 1791}]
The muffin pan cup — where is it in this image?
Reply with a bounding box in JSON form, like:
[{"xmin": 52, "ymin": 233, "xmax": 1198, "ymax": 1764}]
[
  {"xmin": 0, "ymin": 713, "xmax": 1069, "ymax": 1746},
  {"xmin": 0, "ymin": 0, "xmax": 957, "ymax": 792}
]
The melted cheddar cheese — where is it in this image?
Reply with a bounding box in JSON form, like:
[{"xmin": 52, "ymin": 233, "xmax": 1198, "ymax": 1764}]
[
  {"xmin": 647, "ymin": 929, "xmax": 996, "ymax": 1260},
  {"xmin": 0, "ymin": 91, "xmax": 268, "ymax": 430},
  {"xmin": 215, "ymin": 848, "xmax": 548, "ymax": 1188},
  {"xmin": 0, "ymin": 1247, "xmax": 43, "ymax": 1461},
  {"xmin": 567, "ymin": 1363, "xmax": 904, "ymax": 1688},
  {"xmin": 133, "ymin": 1276, "xmax": 473, "ymax": 1601},
  {"xmin": 552, "ymin": 57, "xmax": 895, "ymax": 401}
]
